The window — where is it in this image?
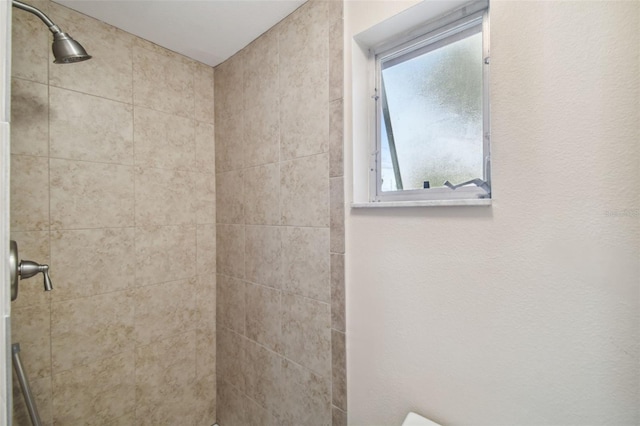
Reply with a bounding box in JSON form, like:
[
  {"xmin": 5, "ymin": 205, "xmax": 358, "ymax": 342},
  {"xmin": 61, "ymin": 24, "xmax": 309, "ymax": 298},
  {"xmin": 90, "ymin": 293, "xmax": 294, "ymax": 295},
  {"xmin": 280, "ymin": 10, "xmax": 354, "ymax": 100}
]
[{"xmin": 371, "ymin": 4, "xmax": 490, "ymax": 203}]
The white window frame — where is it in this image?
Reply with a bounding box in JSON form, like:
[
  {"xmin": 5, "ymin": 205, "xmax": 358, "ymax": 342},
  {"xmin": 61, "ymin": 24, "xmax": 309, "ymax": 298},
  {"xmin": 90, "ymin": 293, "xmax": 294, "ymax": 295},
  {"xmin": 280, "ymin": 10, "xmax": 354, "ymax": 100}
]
[{"xmin": 369, "ymin": 2, "xmax": 491, "ymax": 204}]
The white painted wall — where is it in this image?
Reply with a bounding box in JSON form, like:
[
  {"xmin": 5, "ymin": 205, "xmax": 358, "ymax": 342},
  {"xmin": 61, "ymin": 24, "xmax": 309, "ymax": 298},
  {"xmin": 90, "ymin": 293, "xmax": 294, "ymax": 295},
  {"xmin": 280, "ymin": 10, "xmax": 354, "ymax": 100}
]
[{"xmin": 345, "ymin": 1, "xmax": 639, "ymax": 425}]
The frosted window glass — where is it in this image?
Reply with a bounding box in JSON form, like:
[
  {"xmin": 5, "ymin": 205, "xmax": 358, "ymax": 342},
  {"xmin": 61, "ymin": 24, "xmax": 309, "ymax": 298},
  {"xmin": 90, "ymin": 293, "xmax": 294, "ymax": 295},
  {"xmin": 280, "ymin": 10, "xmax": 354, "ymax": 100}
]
[{"xmin": 380, "ymin": 31, "xmax": 483, "ymax": 192}]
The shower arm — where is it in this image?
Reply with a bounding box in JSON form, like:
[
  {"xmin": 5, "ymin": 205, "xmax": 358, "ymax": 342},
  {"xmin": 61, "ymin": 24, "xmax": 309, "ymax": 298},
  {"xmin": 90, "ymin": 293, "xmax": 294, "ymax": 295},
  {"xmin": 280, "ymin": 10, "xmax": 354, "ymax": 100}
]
[{"xmin": 12, "ymin": 0, "xmax": 62, "ymax": 35}]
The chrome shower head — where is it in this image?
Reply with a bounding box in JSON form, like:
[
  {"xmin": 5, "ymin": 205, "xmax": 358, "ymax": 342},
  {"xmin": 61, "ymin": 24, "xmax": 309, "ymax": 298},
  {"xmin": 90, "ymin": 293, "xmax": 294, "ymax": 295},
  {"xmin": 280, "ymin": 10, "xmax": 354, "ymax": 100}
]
[
  {"xmin": 52, "ymin": 32, "xmax": 92, "ymax": 64},
  {"xmin": 12, "ymin": 0, "xmax": 92, "ymax": 64}
]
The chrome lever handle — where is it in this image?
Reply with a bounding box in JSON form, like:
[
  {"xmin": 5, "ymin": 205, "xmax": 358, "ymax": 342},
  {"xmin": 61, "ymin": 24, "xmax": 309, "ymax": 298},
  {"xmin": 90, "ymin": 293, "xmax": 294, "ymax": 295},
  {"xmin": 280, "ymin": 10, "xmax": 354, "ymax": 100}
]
[{"xmin": 9, "ymin": 240, "xmax": 53, "ymax": 302}]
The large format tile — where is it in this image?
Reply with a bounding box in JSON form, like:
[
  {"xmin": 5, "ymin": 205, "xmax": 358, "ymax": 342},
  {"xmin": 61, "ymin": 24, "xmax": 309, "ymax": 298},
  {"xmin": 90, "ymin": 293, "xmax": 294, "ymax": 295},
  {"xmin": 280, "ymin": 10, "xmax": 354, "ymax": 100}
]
[
  {"xmin": 278, "ymin": 0, "xmax": 329, "ymax": 160},
  {"xmin": 195, "ymin": 62, "xmax": 215, "ymax": 124},
  {"xmin": 11, "ymin": 78, "xmax": 48, "ymax": 156},
  {"xmin": 331, "ymin": 253, "xmax": 346, "ymax": 332},
  {"xmin": 244, "ymin": 163, "xmax": 280, "ymax": 226},
  {"xmin": 244, "ymin": 339, "xmax": 282, "ymax": 412},
  {"xmin": 196, "ymin": 173, "xmax": 216, "ymax": 225},
  {"xmin": 196, "ymin": 324, "xmax": 216, "ymax": 379},
  {"xmin": 217, "ymin": 328, "xmax": 245, "ymax": 392},
  {"xmin": 332, "ymin": 330, "xmax": 347, "ymax": 410},
  {"xmin": 135, "ymin": 332, "xmax": 197, "ymax": 425},
  {"xmin": 134, "ymin": 278, "xmax": 196, "ymax": 345},
  {"xmin": 50, "ymin": 228, "xmax": 135, "ymax": 301},
  {"xmin": 329, "ymin": 18, "xmax": 344, "ymax": 102},
  {"xmin": 135, "ymin": 166, "xmax": 197, "ymax": 226},
  {"xmin": 330, "ymin": 177, "xmax": 345, "ymax": 253},
  {"xmin": 197, "ymin": 223, "xmax": 217, "ymax": 277},
  {"xmin": 12, "ymin": 375, "xmax": 52, "ymax": 426},
  {"xmin": 11, "ymin": 0, "xmax": 48, "ymax": 84},
  {"xmin": 51, "ymin": 290, "xmax": 134, "ymax": 372},
  {"xmin": 50, "ymin": 159, "xmax": 134, "ymax": 229},
  {"xmin": 246, "ymin": 396, "xmax": 279, "ymax": 426},
  {"xmin": 332, "ymin": 406, "xmax": 347, "ymax": 426},
  {"xmin": 134, "ymin": 106, "xmax": 195, "ymax": 171},
  {"xmin": 195, "ymin": 121, "xmax": 216, "ymax": 173},
  {"xmin": 280, "ymin": 153, "xmax": 329, "ymax": 227},
  {"xmin": 135, "ymin": 225, "xmax": 196, "ymax": 286},
  {"xmin": 245, "ymin": 282, "xmax": 281, "ymax": 352},
  {"xmin": 280, "ymin": 359, "xmax": 331, "ymax": 426},
  {"xmin": 11, "ymin": 304, "xmax": 51, "ymax": 379},
  {"xmin": 244, "ymin": 28, "xmax": 279, "ymax": 168},
  {"xmin": 281, "ymin": 293, "xmax": 331, "ymax": 377},
  {"xmin": 216, "ymin": 224, "xmax": 245, "ymax": 279},
  {"xmin": 194, "ymin": 374, "xmax": 217, "ymax": 426},
  {"xmin": 216, "ymin": 169, "xmax": 244, "ymax": 224},
  {"xmin": 51, "ymin": 352, "xmax": 135, "ymax": 425},
  {"xmin": 329, "ymin": 99, "xmax": 344, "ymax": 177},
  {"xmin": 10, "ymin": 155, "xmax": 49, "ymax": 232},
  {"xmin": 50, "ymin": 87, "xmax": 133, "ymax": 164},
  {"xmin": 245, "ymin": 225, "xmax": 282, "ymax": 289},
  {"xmin": 49, "ymin": 2, "xmax": 134, "ymax": 103},
  {"xmin": 133, "ymin": 45, "xmax": 195, "ymax": 118},
  {"xmin": 216, "ymin": 380, "xmax": 246, "ymax": 426},
  {"xmin": 282, "ymin": 227, "xmax": 330, "ymax": 302},
  {"xmin": 215, "ymin": 54, "xmax": 244, "ymax": 173},
  {"xmin": 216, "ymin": 274, "xmax": 245, "ymax": 334}
]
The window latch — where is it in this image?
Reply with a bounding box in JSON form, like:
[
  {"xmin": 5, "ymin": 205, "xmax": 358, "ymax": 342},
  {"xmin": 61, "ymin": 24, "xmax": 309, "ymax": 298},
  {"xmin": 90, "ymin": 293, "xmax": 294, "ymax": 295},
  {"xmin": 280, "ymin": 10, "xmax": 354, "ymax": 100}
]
[{"xmin": 444, "ymin": 178, "xmax": 491, "ymax": 195}]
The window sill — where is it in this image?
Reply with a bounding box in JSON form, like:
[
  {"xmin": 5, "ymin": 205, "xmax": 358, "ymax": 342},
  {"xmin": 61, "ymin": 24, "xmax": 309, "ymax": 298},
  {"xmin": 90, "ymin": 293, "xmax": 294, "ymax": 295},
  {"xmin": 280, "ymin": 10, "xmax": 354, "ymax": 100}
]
[{"xmin": 351, "ymin": 199, "xmax": 492, "ymax": 208}]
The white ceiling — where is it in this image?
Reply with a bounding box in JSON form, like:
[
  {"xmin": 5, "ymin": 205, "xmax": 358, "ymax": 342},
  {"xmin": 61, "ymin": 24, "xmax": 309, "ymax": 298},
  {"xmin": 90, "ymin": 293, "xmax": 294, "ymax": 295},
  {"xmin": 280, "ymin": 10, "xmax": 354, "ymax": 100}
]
[{"xmin": 55, "ymin": 0, "xmax": 307, "ymax": 67}]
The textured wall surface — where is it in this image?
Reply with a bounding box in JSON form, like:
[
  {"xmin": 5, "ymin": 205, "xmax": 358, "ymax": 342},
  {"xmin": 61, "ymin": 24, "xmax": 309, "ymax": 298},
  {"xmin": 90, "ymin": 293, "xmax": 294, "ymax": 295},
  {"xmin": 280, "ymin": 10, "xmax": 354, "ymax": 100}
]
[
  {"xmin": 10, "ymin": 1, "xmax": 216, "ymax": 424},
  {"xmin": 346, "ymin": 1, "xmax": 639, "ymax": 425},
  {"xmin": 214, "ymin": 0, "xmax": 346, "ymax": 425}
]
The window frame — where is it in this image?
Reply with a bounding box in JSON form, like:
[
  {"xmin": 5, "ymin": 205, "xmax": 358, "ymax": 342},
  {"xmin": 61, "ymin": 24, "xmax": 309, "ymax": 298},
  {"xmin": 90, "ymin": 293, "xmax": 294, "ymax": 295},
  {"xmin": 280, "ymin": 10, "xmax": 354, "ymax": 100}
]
[{"xmin": 370, "ymin": 5, "xmax": 491, "ymax": 203}]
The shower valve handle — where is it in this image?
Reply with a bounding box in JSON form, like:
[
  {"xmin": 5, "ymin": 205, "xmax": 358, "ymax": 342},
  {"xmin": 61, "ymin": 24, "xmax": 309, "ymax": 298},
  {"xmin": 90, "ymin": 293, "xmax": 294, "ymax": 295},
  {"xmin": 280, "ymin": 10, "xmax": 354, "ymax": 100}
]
[{"xmin": 9, "ymin": 240, "xmax": 53, "ymax": 301}]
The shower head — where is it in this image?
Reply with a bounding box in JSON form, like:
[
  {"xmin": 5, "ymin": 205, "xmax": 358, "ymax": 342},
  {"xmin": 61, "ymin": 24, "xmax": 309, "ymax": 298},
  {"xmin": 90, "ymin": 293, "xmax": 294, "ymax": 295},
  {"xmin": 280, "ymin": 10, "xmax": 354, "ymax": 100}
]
[
  {"xmin": 52, "ymin": 32, "xmax": 92, "ymax": 64},
  {"xmin": 12, "ymin": 0, "xmax": 92, "ymax": 64}
]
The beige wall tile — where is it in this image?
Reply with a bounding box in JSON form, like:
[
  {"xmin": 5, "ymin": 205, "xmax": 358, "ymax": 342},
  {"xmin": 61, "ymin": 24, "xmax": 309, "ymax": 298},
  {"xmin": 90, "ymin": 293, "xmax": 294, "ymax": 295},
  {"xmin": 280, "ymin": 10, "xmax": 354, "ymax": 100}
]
[
  {"xmin": 217, "ymin": 379, "xmax": 247, "ymax": 426},
  {"xmin": 133, "ymin": 46, "xmax": 195, "ymax": 118},
  {"xmin": 196, "ymin": 173, "xmax": 216, "ymax": 225},
  {"xmin": 50, "ymin": 87, "xmax": 133, "ymax": 164},
  {"xmin": 280, "ymin": 359, "xmax": 331, "ymax": 426},
  {"xmin": 280, "ymin": 153, "xmax": 329, "ymax": 227},
  {"xmin": 135, "ymin": 225, "xmax": 196, "ymax": 286},
  {"xmin": 279, "ymin": 1, "xmax": 329, "ymax": 160},
  {"xmin": 244, "ymin": 164, "xmax": 280, "ymax": 225},
  {"xmin": 135, "ymin": 332, "xmax": 197, "ymax": 425},
  {"xmin": 281, "ymin": 293, "xmax": 331, "ymax": 377},
  {"xmin": 332, "ymin": 406, "xmax": 347, "ymax": 426},
  {"xmin": 216, "ymin": 169, "xmax": 244, "ymax": 224},
  {"xmin": 11, "ymin": 1, "xmax": 49, "ymax": 84},
  {"xmin": 331, "ymin": 253, "xmax": 346, "ymax": 332},
  {"xmin": 11, "ymin": 78, "xmax": 48, "ymax": 156},
  {"xmin": 246, "ymin": 396, "xmax": 279, "ymax": 426},
  {"xmin": 330, "ymin": 177, "xmax": 345, "ymax": 253},
  {"xmin": 10, "ymin": 231, "xmax": 50, "ymax": 308},
  {"xmin": 217, "ymin": 329, "xmax": 246, "ymax": 392},
  {"xmin": 329, "ymin": 19, "xmax": 344, "ymax": 102},
  {"xmin": 48, "ymin": 3, "xmax": 134, "ymax": 103},
  {"xmin": 106, "ymin": 412, "xmax": 136, "ymax": 426},
  {"xmin": 245, "ymin": 225, "xmax": 282, "ymax": 289},
  {"xmin": 332, "ymin": 330, "xmax": 347, "ymax": 410},
  {"xmin": 194, "ymin": 374, "xmax": 217, "ymax": 426},
  {"xmin": 217, "ymin": 224, "xmax": 245, "ymax": 278},
  {"xmin": 10, "ymin": 155, "xmax": 49, "ymax": 232},
  {"xmin": 244, "ymin": 340, "xmax": 282, "ymax": 412},
  {"xmin": 197, "ymin": 223, "xmax": 216, "ymax": 277},
  {"xmin": 195, "ymin": 63, "xmax": 215, "ymax": 124},
  {"xmin": 134, "ymin": 107, "xmax": 195, "ymax": 170},
  {"xmin": 195, "ymin": 121, "xmax": 216, "ymax": 173},
  {"xmin": 50, "ymin": 228, "xmax": 135, "ymax": 301},
  {"xmin": 50, "ymin": 159, "xmax": 134, "ymax": 229},
  {"xmin": 282, "ymin": 227, "xmax": 330, "ymax": 302},
  {"xmin": 196, "ymin": 274, "xmax": 216, "ymax": 330},
  {"xmin": 51, "ymin": 352, "xmax": 135, "ymax": 425},
  {"xmin": 12, "ymin": 375, "xmax": 52, "ymax": 426},
  {"xmin": 135, "ymin": 166, "xmax": 197, "ymax": 226},
  {"xmin": 51, "ymin": 290, "xmax": 134, "ymax": 372},
  {"xmin": 196, "ymin": 325, "xmax": 216, "ymax": 379},
  {"xmin": 11, "ymin": 305, "xmax": 51, "ymax": 379},
  {"xmin": 329, "ymin": 99, "xmax": 344, "ymax": 177},
  {"xmin": 215, "ymin": 54, "xmax": 244, "ymax": 173},
  {"xmin": 217, "ymin": 274, "xmax": 245, "ymax": 334},
  {"xmin": 134, "ymin": 278, "xmax": 196, "ymax": 345},
  {"xmin": 244, "ymin": 29, "xmax": 279, "ymax": 168},
  {"xmin": 245, "ymin": 282, "xmax": 281, "ymax": 352}
]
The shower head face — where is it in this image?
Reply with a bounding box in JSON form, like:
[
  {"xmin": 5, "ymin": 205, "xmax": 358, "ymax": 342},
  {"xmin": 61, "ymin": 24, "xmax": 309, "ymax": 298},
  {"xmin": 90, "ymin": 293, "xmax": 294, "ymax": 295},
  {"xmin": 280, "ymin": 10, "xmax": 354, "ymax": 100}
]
[{"xmin": 52, "ymin": 32, "xmax": 92, "ymax": 64}]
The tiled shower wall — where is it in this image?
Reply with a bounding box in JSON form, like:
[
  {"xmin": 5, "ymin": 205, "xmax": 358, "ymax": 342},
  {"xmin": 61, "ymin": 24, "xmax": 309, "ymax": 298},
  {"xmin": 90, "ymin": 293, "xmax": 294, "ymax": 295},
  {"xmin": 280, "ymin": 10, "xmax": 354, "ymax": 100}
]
[
  {"xmin": 10, "ymin": 1, "xmax": 216, "ymax": 424},
  {"xmin": 215, "ymin": 0, "xmax": 346, "ymax": 425}
]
